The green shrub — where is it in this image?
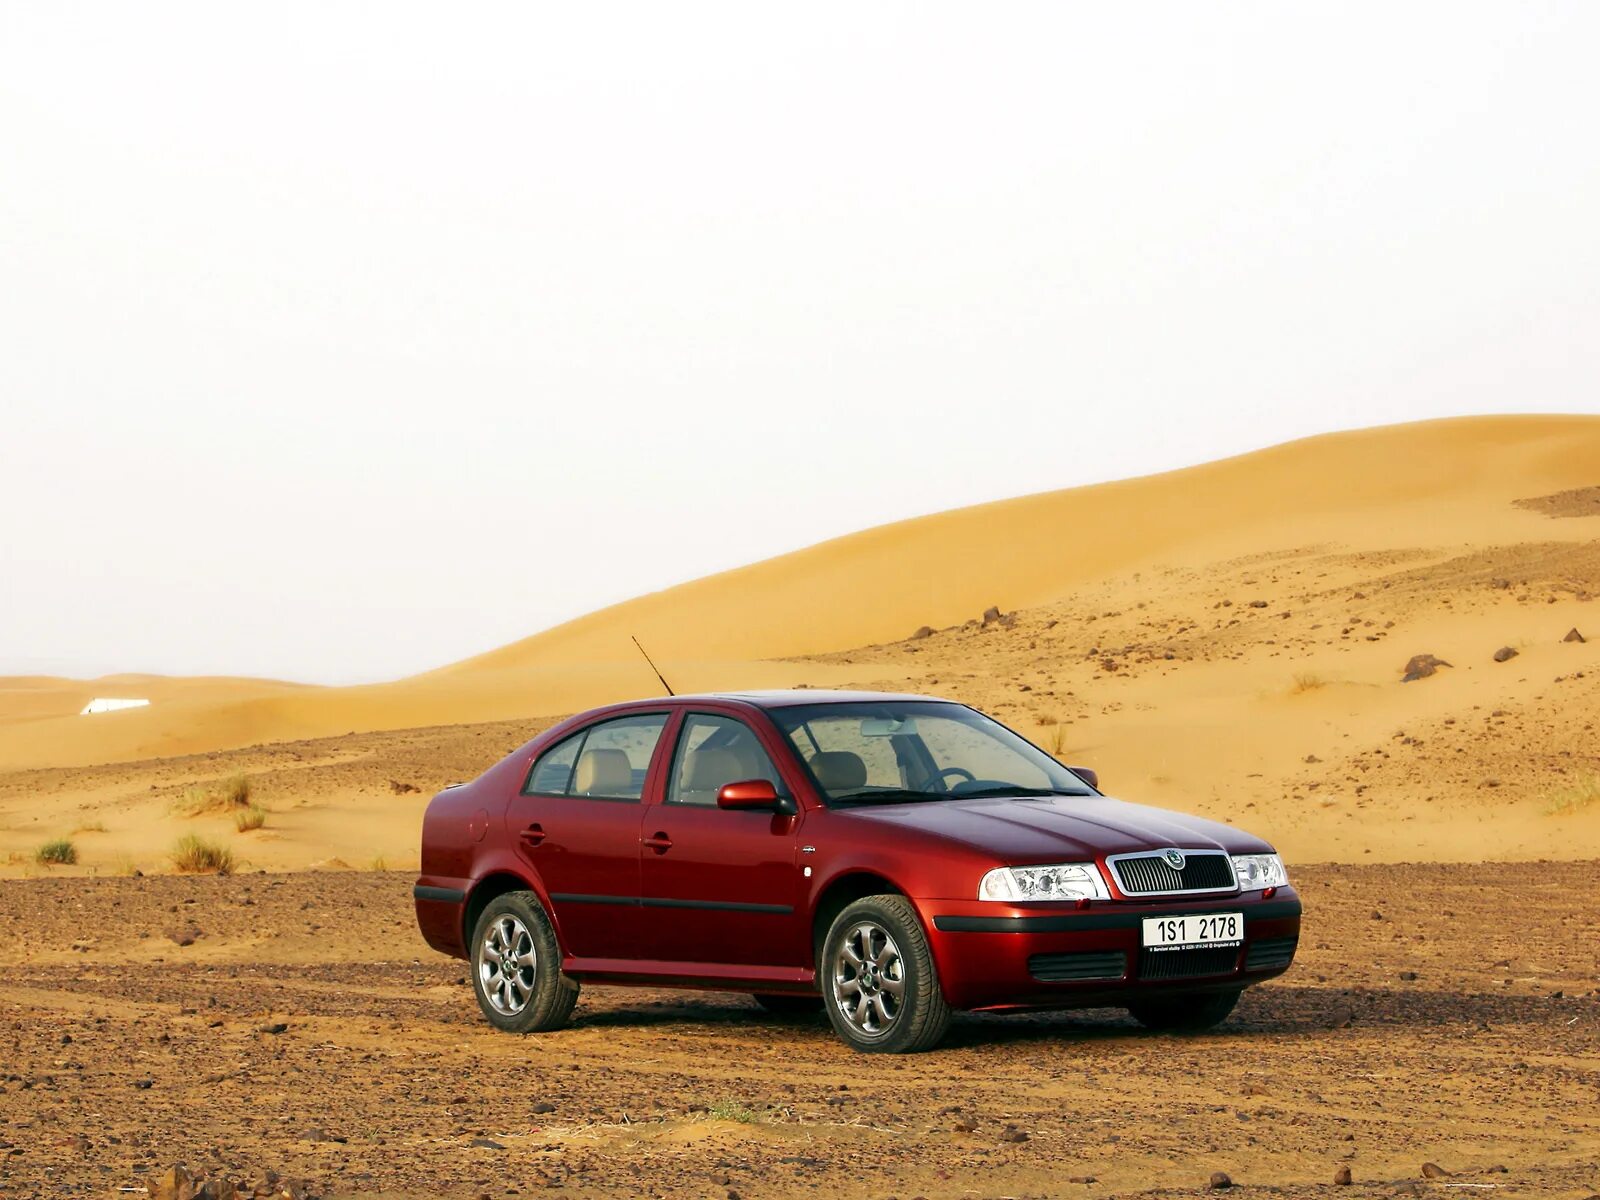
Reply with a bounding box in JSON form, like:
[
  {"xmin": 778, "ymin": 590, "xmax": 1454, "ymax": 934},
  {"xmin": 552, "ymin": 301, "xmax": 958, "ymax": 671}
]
[
  {"xmin": 35, "ymin": 839, "xmax": 77, "ymax": 866},
  {"xmin": 1544, "ymin": 774, "xmax": 1600, "ymax": 816}
]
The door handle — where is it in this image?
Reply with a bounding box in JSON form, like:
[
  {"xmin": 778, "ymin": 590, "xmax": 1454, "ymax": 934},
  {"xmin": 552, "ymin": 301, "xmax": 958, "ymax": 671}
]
[
  {"xmin": 519, "ymin": 823, "xmax": 546, "ymax": 847},
  {"xmin": 642, "ymin": 832, "xmax": 673, "ymax": 853}
]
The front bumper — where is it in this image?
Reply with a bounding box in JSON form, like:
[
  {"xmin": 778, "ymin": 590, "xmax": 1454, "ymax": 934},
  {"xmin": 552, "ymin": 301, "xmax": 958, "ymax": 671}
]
[{"xmin": 920, "ymin": 886, "xmax": 1301, "ymax": 1011}]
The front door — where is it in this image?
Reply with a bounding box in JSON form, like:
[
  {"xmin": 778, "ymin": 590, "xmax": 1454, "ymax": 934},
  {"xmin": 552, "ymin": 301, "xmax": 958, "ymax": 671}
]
[
  {"xmin": 503, "ymin": 711, "xmax": 670, "ymax": 961},
  {"xmin": 638, "ymin": 711, "xmax": 807, "ymax": 968}
]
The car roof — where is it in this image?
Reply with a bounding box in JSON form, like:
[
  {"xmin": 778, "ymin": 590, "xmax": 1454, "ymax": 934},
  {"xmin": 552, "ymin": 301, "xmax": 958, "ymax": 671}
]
[{"xmin": 616, "ymin": 688, "xmax": 954, "ymax": 710}]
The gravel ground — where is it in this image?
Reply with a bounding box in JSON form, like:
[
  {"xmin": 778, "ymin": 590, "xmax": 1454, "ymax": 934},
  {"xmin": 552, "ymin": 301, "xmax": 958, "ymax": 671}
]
[{"xmin": 1, "ymin": 864, "xmax": 1597, "ymax": 1199}]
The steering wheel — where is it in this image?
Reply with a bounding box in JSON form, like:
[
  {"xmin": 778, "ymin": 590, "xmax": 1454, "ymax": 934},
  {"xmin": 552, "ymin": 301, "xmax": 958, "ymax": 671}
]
[{"xmin": 921, "ymin": 766, "xmax": 977, "ymax": 793}]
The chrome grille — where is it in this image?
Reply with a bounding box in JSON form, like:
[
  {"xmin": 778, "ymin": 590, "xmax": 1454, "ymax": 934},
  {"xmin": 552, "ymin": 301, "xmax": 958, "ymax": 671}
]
[{"xmin": 1110, "ymin": 850, "xmax": 1235, "ymax": 895}]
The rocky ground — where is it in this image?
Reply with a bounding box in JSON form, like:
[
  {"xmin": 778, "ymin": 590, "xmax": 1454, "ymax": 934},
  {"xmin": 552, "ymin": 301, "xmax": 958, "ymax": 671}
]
[{"xmin": 2, "ymin": 865, "xmax": 1597, "ymax": 1199}]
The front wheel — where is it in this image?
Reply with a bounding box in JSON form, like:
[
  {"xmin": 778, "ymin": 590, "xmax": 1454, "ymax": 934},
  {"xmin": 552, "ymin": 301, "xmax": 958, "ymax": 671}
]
[
  {"xmin": 821, "ymin": 895, "xmax": 951, "ymax": 1053},
  {"xmin": 470, "ymin": 891, "xmax": 579, "ymax": 1033},
  {"xmin": 1127, "ymin": 989, "xmax": 1240, "ymax": 1032}
]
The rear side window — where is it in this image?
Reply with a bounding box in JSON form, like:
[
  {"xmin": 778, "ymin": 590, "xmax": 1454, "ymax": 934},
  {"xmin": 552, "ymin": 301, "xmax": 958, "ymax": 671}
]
[
  {"xmin": 526, "ymin": 732, "xmax": 583, "ymax": 794},
  {"xmin": 523, "ymin": 713, "xmax": 668, "ymax": 801}
]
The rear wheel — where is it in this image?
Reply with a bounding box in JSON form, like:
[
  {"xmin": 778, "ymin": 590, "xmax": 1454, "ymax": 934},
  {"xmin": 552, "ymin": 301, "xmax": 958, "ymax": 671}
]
[
  {"xmin": 751, "ymin": 993, "xmax": 823, "ymax": 1016},
  {"xmin": 1127, "ymin": 989, "xmax": 1240, "ymax": 1032},
  {"xmin": 821, "ymin": 895, "xmax": 951, "ymax": 1053},
  {"xmin": 470, "ymin": 891, "xmax": 579, "ymax": 1033}
]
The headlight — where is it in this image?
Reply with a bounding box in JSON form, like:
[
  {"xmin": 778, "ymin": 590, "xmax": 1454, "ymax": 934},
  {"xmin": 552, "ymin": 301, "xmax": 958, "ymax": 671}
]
[
  {"xmin": 1231, "ymin": 853, "xmax": 1288, "ymax": 890},
  {"xmin": 978, "ymin": 862, "xmax": 1110, "ymax": 902}
]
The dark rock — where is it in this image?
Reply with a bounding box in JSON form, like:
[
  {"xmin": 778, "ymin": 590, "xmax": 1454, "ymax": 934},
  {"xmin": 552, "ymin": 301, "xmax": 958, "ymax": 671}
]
[
  {"xmin": 1492, "ymin": 646, "xmax": 1518, "ymax": 663},
  {"xmin": 1000, "ymin": 1128, "xmax": 1029, "ymax": 1143},
  {"xmin": 1399, "ymin": 970, "xmax": 1418, "ymax": 981},
  {"xmin": 167, "ymin": 926, "xmax": 202, "ymax": 947},
  {"xmin": 1564, "ymin": 627, "xmax": 1586, "ymax": 643},
  {"xmin": 1401, "ymin": 653, "xmax": 1452, "ymax": 682},
  {"xmin": 909, "ymin": 625, "xmax": 933, "ymax": 640},
  {"xmin": 469, "ymin": 1137, "xmax": 506, "ymax": 1150},
  {"xmin": 388, "ymin": 780, "xmax": 421, "ymax": 795},
  {"xmin": 257, "ymin": 1022, "xmax": 288, "ymax": 1035},
  {"xmin": 981, "ymin": 605, "xmax": 1003, "ymax": 624},
  {"xmin": 1421, "ymin": 1163, "xmax": 1450, "ymax": 1179},
  {"xmin": 532, "ymin": 1101, "xmax": 556, "ymax": 1114},
  {"xmin": 1209, "ymin": 1171, "xmax": 1233, "ymax": 1189},
  {"xmin": 1334, "ymin": 1165, "xmax": 1353, "ymax": 1185},
  {"xmin": 1248, "ymin": 600, "xmax": 1269, "ymax": 608}
]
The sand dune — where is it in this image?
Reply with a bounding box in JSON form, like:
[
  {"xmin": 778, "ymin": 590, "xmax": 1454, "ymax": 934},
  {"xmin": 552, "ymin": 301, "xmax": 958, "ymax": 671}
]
[{"xmin": 2, "ymin": 413, "xmax": 1596, "ymax": 873}]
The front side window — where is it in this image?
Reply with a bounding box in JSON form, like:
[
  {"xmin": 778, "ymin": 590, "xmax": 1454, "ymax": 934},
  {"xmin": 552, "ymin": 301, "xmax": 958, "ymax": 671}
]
[
  {"xmin": 668, "ymin": 714, "xmax": 785, "ymax": 806},
  {"xmin": 523, "ymin": 713, "xmax": 668, "ymax": 801},
  {"xmin": 771, "ymin": 702, "xmax": 1093, "ymax": 807}
]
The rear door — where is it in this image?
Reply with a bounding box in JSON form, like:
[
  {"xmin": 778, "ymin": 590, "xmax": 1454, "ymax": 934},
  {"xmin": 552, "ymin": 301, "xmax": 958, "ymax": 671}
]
[
  {"xmin": 504, "ymin": 711, "xmax": 670, "ymax": 961},
  {"xmin": 637, "ymin": 709, "xmax": 808, "ymax": 968}
]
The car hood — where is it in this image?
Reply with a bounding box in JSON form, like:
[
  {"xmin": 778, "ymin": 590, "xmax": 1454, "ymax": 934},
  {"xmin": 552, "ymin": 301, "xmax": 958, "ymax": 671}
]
[{"xmin": 834, "ymin": 793, "xmax": 1275, "ymax": 862}]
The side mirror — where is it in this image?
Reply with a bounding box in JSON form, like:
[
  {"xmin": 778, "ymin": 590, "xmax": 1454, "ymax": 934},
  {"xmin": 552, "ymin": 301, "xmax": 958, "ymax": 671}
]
[
  {"xmin": 717, "ymin": 778, "xmax": 782, "ymax": 810},
  {"xmin": 1069, "ymin": 766, "xmax": 1099, "ymax": 791}
]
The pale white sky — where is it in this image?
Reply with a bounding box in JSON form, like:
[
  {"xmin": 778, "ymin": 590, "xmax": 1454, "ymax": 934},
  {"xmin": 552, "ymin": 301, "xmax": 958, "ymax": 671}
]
[{"xmin": 3, "ymin": 3, "xmax": 1598, "ymax": 684}]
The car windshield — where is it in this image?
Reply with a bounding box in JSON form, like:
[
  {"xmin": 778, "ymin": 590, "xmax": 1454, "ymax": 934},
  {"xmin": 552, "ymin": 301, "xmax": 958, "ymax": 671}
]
[{"xmin": 770, "ymin": 701, "xmax": 1095, "ymax": 807}]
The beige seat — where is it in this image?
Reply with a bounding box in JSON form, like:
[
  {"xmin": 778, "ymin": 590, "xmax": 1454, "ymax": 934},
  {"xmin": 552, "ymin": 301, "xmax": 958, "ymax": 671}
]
[
  {"xmin": 676, "ymin": 747, "xmax": 744, "ymax": 806},
  {"xmin": 809, "ymin": 750, "xmax": 867, "ymax": 792},
  {"xmin": 574, "ymin": 748, "xmax": 634, "ymax": 797}
]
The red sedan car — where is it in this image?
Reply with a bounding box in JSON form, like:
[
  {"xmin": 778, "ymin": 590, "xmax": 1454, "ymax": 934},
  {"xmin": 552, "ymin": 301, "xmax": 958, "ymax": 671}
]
[{"xmin": 415, "ymin": 691, "xmax": 1300, "ymax": 1053}]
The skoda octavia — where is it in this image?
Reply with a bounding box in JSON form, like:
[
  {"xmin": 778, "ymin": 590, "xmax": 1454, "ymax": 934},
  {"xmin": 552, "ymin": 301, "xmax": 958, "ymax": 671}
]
[{"xmin": 414, "ymin": 691, "xmax": 1300, "ymax": 1053}]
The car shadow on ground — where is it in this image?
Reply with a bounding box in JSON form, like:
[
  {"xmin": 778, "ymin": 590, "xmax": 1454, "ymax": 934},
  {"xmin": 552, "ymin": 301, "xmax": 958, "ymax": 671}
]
[{"xmin": 567, "ymin": 981, "xmax": 1578, "ymax": 1048}]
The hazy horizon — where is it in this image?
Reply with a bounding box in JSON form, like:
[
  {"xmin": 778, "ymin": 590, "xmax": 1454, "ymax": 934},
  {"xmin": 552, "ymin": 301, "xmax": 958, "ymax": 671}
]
[{"xmin": 5, "ymin": 4, "xmax": 1598, "ymax": 683}]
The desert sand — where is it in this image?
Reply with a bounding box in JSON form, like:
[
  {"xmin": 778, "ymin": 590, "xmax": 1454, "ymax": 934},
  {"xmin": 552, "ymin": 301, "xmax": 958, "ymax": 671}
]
[
  {"xmin": 2, "ymin": 413, "xmax": 1596, "ymax": 874},
  {"xmin": 2, "ymin": 864, "xmax": 1596, "ymax": 1198},
  {"xmin": 2, "ymin": 414, "xmax": 1598, "ymax": 1200}
]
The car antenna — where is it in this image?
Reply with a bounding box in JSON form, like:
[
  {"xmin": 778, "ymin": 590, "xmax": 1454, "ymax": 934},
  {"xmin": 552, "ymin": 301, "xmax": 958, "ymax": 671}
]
[{"xmin": 631, "ymin": 635, "xmax": 674, "ymax": 696}]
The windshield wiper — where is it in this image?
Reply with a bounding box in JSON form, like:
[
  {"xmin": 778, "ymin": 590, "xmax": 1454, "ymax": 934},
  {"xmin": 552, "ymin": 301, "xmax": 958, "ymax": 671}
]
[
  {"xmin": 949, "ymin": 786, "xmax": 1092, "ymax": 799},
  {"xmin": 829, "ymin": 788, "xmax": 938, "ymax": 806}
]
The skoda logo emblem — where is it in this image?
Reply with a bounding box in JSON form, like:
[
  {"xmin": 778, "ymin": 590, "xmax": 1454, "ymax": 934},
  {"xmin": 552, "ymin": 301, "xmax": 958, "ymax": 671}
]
[{"xmin": 1163, "ymin": 848, "xmax": 1186, "ymax": 870}]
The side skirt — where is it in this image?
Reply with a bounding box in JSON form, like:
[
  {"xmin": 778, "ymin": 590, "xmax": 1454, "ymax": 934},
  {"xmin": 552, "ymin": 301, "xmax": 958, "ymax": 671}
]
[{"xmin": 563, "ymin": 956, "xmax": 816, "ymax": 993}]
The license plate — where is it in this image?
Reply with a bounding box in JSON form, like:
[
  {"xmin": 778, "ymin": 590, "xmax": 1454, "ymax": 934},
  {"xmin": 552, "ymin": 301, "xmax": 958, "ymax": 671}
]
[{"xmin": 1142, "ymin": 912, "xmax": 1244, "ymax": 951}]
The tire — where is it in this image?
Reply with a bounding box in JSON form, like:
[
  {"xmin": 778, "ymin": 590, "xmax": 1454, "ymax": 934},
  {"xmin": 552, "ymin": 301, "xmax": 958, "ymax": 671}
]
[
  {"xmin": 821, "ymin": 895, "xmax": 951, "ymax": 1053},
  {"xmin": 469, "ymin": 890, "xmax": 579, "ymax": 1033},
  {"xmin": 752, "ymin": 993, "xmax": 823, "ymax": 1016},
  {"xmin": 1127, "ymin": 989, "xmax": 1240, "ymax": 1032}
]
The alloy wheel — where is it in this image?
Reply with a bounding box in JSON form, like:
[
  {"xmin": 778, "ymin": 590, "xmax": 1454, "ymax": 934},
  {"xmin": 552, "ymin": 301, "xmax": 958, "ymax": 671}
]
[
  {"xmin": 832, "ymin": 921, "xmax": 906, "ymax": 1037},
  {"xmin": 478, "ymin": 913, "xmax": 537, "ymax": 1015}
]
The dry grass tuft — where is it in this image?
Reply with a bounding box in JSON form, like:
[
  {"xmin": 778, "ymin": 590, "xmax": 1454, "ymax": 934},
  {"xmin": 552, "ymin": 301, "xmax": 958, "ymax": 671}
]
[
  {"xmin": 172, "ymin": 834, "xmax": 235, "ymax": 875},
  {"xmin": 1290, "ymin": 671, "xmax": 1328, "ymax": 693},
  {"xmin": 233, "ymin": 804, "xmax": 268, "ymax": 833},
  {"xmin": 706, "ymin": 1099, "xmax": 761, "ymax": 1123},
  {"xmin": 177, "ymin": 774, "xmax": 253, "ymax": 817},
  {"xmin": 35, "ymin": 838, "xmax": 77, "ymax": 866},
  {"xmin": 1543, "ymin": 774, "xmax": 1600, "ymax": 817}
]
